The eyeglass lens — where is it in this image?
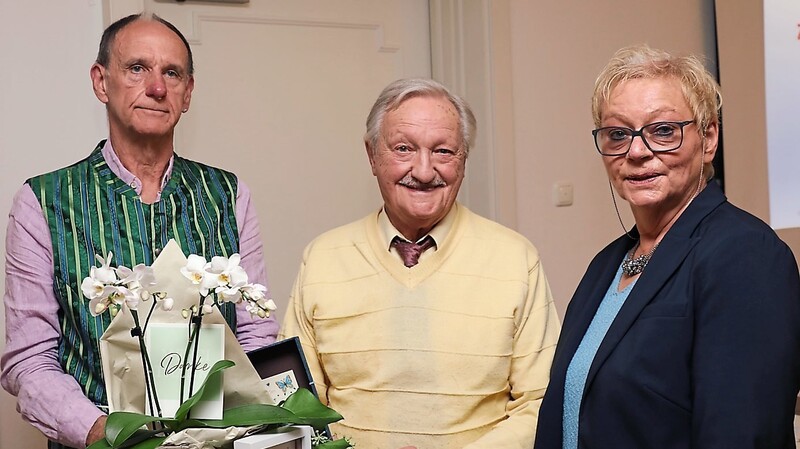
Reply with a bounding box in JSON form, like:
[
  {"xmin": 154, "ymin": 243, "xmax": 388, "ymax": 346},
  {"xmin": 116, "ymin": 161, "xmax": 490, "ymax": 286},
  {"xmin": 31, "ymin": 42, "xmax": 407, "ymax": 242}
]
[{"xmin": 595, "ymin": 121, "xmax": 688, "ymax": 155}]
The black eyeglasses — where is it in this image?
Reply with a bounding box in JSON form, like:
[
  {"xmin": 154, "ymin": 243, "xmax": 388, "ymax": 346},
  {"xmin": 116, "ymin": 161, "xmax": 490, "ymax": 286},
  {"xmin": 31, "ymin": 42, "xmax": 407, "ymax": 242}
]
[{"xmin": 592, "ymin": 120, "xmax": 695, "ymax": 156}]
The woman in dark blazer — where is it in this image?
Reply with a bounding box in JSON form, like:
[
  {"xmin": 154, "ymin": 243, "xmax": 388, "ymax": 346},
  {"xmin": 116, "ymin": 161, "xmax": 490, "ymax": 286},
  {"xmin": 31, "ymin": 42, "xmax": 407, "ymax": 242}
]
[{"xmin": 534, "ymin": 45, "xmax": 800, "ymax": 449}]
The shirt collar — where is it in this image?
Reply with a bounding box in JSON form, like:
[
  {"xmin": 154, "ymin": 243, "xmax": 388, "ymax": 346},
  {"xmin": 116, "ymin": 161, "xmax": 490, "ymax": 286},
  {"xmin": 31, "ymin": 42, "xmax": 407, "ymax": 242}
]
[
  {"xmin": 101, "ymin": 139, "xmax": 174, "ymax": 201},
  {"xmin": 377, "ymin": 203, "xmax": 458, "ymax": 251}
]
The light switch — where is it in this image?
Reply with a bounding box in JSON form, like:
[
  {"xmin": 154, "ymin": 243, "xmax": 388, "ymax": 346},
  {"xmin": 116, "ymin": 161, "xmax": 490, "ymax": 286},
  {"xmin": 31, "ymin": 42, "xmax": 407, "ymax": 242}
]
[{"xmin": 553, "ymin": 182, "xmax": 574, "ymax": 207}]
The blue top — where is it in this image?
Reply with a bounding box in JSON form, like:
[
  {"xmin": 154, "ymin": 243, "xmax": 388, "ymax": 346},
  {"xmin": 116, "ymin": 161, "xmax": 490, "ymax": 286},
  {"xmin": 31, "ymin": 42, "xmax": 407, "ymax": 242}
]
[{"xmin": 562, "ymin": 263, "xmax": 635, "ymax": 449}]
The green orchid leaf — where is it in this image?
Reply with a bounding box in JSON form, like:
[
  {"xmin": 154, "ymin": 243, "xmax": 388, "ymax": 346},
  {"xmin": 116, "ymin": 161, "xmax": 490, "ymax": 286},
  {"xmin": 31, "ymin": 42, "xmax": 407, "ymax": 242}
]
[
  {"xmin": 117, "ymin": 428, "xmax": 169, "ymax": 449},
  {"xmin": 171, "ymin": 418, "xmax": 211, "ymax": 432},
  {"xmin": 104, "ymin": 411, "xmax": 163, "ymax": 448},
  {"xmin": 177, "ymin": 404, "xmax": 297, "ymax": 431},
  {"xmin": 315, "ymin": 439, "xmax": 352, "ymax": 449},
  {"xmin": 130, "ymin": 437, "xmax": 167, "ymax": 449},
  {"xmin": 87, "ymin": 438, "xmax": 112, "ymax": 449},
  {"xmin": 154, "ymin": 418, "xmax": 179, "ymax": 433},
  {"xmin": 174, "ymin": 359, "xmax": 235, "ymax": 422},
  {"xmin": 281, "ymin": 388, "xmax": 344, "ymax": 429},
  {"xmin": 88, "ymin": 422, "xmax": 164, "ymax": 448},
  {"xmin": 122, "ymin": 436, "xmax": 166, "ymax": 449}
]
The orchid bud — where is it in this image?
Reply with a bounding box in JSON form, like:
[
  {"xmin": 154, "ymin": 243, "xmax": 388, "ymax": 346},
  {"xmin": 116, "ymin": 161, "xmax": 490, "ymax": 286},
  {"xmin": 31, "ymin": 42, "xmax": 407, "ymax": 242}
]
[{"xmin": 161, "ymin": 297, "xmax": 174, "ymax": 311}]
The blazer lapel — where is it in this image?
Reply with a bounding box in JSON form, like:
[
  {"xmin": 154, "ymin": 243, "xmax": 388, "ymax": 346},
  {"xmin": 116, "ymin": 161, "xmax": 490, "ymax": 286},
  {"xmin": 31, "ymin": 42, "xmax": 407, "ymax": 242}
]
[
  {"xmin": 582, "ymin": 182, "xmax": 727, "ymax": 396},
  {"xmin": 554, "ymin": 238, "xmax": 631, "ymax": 377},
  {"xmin": 582, "ymin": 236, "xmax": 698, "ymax": 393}
]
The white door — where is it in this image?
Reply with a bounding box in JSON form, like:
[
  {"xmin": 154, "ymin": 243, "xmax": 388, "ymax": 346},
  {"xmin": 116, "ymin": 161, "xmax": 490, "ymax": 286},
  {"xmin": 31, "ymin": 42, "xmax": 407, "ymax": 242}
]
[{"xmin": 107, "ymin": 0, "xmax": 432, "ymax": 315}]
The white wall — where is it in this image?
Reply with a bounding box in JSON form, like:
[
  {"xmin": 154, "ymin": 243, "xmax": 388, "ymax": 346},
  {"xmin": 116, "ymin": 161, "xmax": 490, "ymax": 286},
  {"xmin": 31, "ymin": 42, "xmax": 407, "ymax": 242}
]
[{"xmin": 0, "ymin": 2, "xmax": 107, "ymax": 447}]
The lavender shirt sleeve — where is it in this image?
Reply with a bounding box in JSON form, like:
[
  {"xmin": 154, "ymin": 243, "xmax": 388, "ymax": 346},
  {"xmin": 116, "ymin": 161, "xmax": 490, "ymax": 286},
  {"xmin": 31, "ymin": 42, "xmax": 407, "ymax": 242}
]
[
  {"xmin": 233, "ymin": 178, "xmax": 279, "ymax": 351},
  {"xmin": 0, "ymin": 185, "xmax": 104, "ymax": 448}
]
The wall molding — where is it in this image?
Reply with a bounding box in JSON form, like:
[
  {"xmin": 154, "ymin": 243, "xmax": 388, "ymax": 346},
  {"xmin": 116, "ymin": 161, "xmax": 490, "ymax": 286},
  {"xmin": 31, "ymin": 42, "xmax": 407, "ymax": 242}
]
[{"xmin": 186, "ymin": 14, "xmax": 400, "ymax": 54}]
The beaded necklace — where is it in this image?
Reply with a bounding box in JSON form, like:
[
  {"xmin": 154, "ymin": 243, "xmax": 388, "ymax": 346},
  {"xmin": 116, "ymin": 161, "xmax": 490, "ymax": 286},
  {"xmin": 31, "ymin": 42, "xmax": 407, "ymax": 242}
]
[{"xmin": 621, "ymin": 241, "xmax": 660, "ymax": 276}]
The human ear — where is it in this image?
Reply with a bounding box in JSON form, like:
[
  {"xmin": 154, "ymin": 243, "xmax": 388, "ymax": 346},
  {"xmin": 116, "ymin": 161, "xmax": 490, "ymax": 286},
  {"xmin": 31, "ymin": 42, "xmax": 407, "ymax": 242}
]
[
  {"xmin": 90, "ymin": 63, "xmax": 109, "ymax": 104},
  {"xmin": 702, "ymin": 121, "xmax": 719, "ymax": 163},
  {"xmin": 365, "ymin": 141, "xmax": 378, "ymax": 176},
  {"xmin": 182, "ymin": 75, "xmax": 195, "ymax": 111}
]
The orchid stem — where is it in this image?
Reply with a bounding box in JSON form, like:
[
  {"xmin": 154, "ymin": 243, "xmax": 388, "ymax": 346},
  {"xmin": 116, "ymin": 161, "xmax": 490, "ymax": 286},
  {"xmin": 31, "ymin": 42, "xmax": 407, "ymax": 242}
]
[
  {"xmin": 188, "ymin": 297, "xmax": 208, "ymax": 402},
  {"xmin": 131, "ymin": 310, "xmax": 163, "ymax": 418},
  {"xmin": 179, "ymin": 295, "xmax": 206, "ymax": 407},
  {"xmin": 142, "ymin": 293, "xmax": 159, "ymax": 335}
]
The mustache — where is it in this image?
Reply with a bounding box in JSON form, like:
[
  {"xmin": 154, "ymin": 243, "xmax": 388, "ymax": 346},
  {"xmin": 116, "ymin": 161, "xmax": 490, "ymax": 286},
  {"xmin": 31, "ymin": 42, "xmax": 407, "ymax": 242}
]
[{"xmin": 398, "ymin": 174, "xmax": 446, "ymax": 189}]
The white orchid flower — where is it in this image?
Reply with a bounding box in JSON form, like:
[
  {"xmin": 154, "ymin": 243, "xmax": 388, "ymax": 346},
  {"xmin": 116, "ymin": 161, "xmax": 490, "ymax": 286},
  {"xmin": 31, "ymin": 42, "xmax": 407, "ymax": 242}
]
[
  {"xmin": 87, "ymin": 285, "xmax": 116, "ymax": 315},
  {"xmin": 251, "ymin": 299, "xmax": 278, "ymax": 318},
  {"xmin": 123, "ymin": 287, "xmax": 141, "ymax": 310},
  {"xmin": 88, "ymin": 285, "xmax": 129, "ymax": 316},
  {"xmin": 205, "ymin": 254, "xmax": 248, "ymax": 293},
  {"xmin": 181, "ymin": 254, "xmax": 208, "ymax": 285},
  {"xmin": 240, "ymin": 283, "xmax": 275, "ymax": 317},
  {"xmin": 92, "ymin": 252, "xmax": 117, "ymax": 284},
  {"xmin": 240, "ymin": 283, "xmax": 267, "ymax": 302},
  {"xmin": 118, "ymin": 264, "xmax": 156, "ymax": 291},
  {"xmin": 81, "ymin": 276, "xmax": 107, "ymax": 300},
  {"xmin": 84, "ymin": 252, "xmax": 125, "ymax": 315},
  {"xmin": 116, "ymin": 265, "xmax": 134, "ymax": 284},
  {"xmin": 217, "ymin": 276, "xmax": 248, "ymax": 303},
  {"xmin": 109, "ymin": 285, "xmax": 131, "ymax": 306},
  {"xmin": 217, "ymin": 288, "xmax": 242, "ymax": 303},
  {"xmin": 135, "ymin": 264, "xmax": 156, "ymax": 287}
]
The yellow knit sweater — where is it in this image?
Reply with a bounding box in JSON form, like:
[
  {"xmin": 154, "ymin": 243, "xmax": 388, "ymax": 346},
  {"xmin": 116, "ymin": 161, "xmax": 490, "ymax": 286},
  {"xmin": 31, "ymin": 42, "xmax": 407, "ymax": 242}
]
[{"xmin": 280, "ymin": 204, "xmax": 560, "ymax": 449}]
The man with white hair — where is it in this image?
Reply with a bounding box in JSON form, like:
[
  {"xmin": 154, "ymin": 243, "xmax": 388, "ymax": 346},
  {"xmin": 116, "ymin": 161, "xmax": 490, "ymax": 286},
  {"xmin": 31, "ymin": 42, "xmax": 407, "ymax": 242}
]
[{"xmin": 281, "ymin": 78, "xmax": 561, "ymax": 449}]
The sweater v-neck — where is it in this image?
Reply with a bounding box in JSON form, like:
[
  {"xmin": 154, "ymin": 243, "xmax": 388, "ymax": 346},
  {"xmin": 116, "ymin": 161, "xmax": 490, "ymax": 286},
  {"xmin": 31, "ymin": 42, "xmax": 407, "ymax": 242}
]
[{"xmin": 363, "ymin": 205, "xmax": 465, "ymax": 288}]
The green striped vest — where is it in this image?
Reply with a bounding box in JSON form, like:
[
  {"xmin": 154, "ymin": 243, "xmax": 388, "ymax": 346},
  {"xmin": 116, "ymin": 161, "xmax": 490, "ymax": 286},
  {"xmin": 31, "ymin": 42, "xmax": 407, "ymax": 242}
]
[{"xmin": 28, "ymin": 141, "xmax": 240, "ymax": 443}]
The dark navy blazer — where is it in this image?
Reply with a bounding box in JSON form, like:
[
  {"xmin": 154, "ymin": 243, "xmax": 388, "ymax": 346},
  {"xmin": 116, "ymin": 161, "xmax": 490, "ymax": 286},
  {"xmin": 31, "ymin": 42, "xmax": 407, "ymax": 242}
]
[{"xmin": 535, "ymin": 183, "xmax": 800, "ymax": 449}]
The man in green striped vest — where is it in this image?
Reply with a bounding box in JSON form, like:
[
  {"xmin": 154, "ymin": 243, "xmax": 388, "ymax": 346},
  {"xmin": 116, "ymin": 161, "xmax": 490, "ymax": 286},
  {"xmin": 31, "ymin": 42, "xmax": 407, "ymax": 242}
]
[{"xmin": 1, "ymin": 13, "xmax": 278, "ymax": 449}]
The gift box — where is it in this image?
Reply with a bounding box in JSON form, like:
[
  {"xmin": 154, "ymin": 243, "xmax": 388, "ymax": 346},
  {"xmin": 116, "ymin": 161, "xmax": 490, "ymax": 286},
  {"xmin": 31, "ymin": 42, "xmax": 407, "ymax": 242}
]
[{"xmin": 247, "ymin": 337, "xmax": 319, "ymax": 403}]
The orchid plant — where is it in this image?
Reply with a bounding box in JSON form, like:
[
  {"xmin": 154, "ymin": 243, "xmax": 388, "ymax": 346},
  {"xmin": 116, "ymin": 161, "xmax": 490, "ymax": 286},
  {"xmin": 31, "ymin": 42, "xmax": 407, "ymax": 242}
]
[
  {"xmin": 82, "ymin": 251, "xmax": 348, "ymax": 449},
  {"xmin": 82, "ymin": 252, "xmax": 171, "ymax": 417},
  {"xmin": 178, "ymin": 253, "xmax": 277, "ymax": 403}
]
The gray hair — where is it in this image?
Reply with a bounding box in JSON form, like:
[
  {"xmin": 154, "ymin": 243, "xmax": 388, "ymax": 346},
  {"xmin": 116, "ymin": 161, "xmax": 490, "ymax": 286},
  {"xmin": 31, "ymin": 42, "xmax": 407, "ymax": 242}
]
[{"xmin": 364, "ymin": 78, "xmax": 477, "ymax": 157}]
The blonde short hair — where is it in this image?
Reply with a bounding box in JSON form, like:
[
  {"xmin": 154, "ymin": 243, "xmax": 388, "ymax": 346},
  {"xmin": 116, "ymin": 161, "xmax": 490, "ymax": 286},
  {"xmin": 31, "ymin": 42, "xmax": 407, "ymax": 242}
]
[
  {"xmin": 592, "ymin": 45, "xmax": 721, "ymax": 178},
  {"xmin": 592, "ymin": 45, "xmax": 721, "ymax": 132}
]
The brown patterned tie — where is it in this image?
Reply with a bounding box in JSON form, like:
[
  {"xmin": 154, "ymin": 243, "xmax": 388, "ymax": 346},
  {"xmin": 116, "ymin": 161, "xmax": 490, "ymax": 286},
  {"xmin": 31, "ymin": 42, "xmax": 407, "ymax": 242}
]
[{"xmin": 391, "ymin": 235, "xmax": 436, "ymax": 267}]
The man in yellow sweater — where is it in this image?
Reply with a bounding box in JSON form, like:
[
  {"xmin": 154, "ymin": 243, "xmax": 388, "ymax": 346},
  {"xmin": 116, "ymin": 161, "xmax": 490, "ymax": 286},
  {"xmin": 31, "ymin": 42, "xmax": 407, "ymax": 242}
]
[{"xmin": 280, "ymin": 78, "xmax": 561, "ymax": 449}]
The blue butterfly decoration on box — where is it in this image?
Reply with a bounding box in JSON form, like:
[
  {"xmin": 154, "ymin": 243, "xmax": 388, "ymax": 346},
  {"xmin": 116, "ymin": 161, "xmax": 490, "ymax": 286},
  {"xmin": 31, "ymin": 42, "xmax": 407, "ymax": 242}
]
[{"xmin": 277, "ymin": 375, "xmax": 294, "ymax": 393}]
